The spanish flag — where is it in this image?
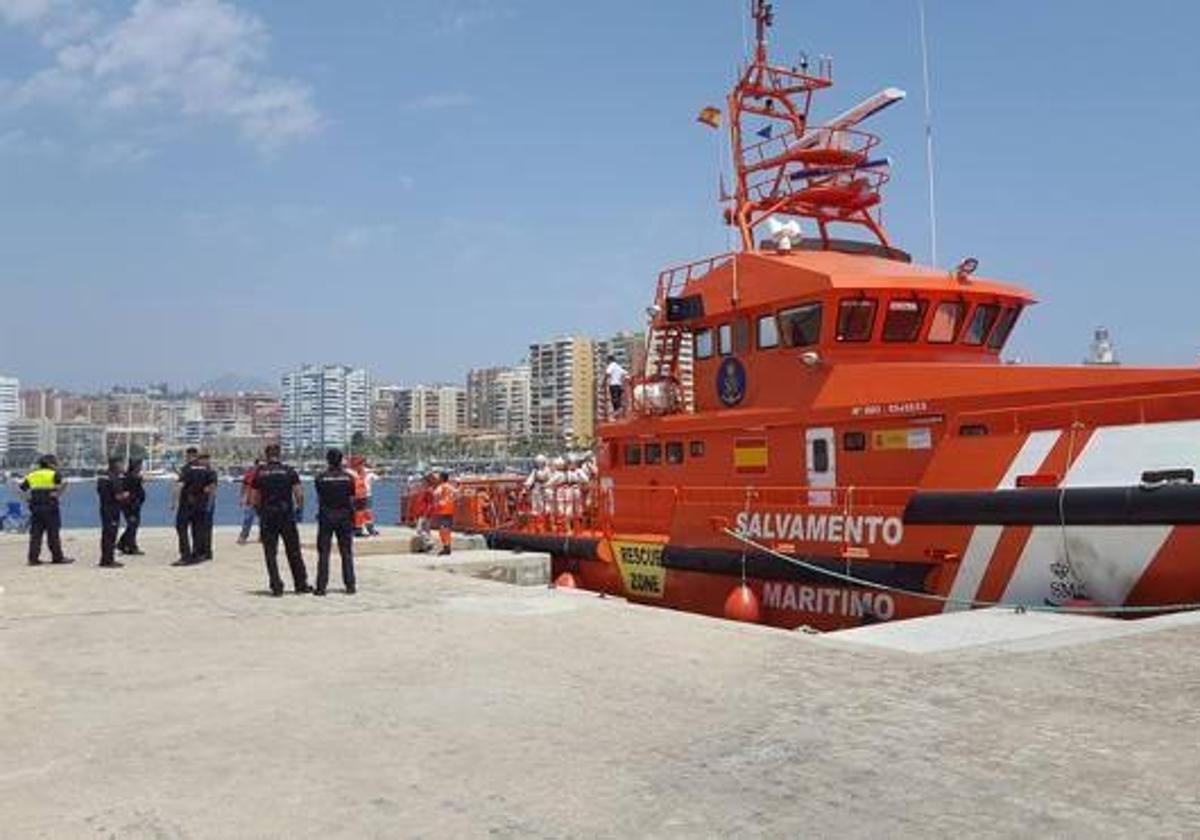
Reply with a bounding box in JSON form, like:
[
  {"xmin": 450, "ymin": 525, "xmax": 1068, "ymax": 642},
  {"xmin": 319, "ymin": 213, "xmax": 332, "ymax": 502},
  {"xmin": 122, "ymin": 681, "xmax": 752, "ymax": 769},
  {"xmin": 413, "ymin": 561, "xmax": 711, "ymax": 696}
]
[
  {"xmin": 734, "ymin": 438, "xmax": 769, "ymax": 473},
  {"xmin": 696, "ymin": 106, "xmax": 722, "ymax": 129}
]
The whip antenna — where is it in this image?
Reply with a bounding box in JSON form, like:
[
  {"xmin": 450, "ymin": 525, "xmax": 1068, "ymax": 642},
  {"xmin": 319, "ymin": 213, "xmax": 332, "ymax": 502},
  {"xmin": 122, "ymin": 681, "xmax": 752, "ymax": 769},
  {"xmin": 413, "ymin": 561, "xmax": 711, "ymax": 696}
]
[{"xmin": 918, "ymin": 0, "xmax": 938, "ymax": 266}]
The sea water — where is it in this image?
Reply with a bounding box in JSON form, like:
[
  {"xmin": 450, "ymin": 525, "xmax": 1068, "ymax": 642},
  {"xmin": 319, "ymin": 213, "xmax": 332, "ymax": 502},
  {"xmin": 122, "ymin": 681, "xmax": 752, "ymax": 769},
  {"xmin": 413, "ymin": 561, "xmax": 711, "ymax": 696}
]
[{"xmin": 1, "ymin": 477, "xmax": 405, "ymax": 531}]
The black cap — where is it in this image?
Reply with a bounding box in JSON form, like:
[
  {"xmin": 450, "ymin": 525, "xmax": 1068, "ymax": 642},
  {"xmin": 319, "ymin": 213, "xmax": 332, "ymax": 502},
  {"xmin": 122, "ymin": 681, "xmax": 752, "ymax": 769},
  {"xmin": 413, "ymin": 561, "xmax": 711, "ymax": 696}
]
[{"xmin": 327, "ymin": 448, "xmax": 343, "ymax": 467}]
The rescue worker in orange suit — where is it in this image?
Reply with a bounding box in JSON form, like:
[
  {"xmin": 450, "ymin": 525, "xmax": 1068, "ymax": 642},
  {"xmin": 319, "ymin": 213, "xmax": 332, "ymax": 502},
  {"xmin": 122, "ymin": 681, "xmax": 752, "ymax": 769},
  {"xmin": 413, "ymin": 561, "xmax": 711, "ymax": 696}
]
[
  {"xmin": 251, "ymin": 444, "xmax": 311, "ymax": 597},
  {"xmin": 313, "ymin": 448, "xmax": 356, "ymax": 595},
  {"xmin": 348, "ymin": 456, "xmax": 379, "ymax": 537},
  {"xmin": 19, "ymin": 454, "xmax": 74, "ymax": 566},
  {"xmin": 350, "ymin": 456, "xmax": 369, "ymax": 537},
  {"xmin": 96, "ymin": 457, "xmax": 130, "ymax": 568},
  {"xmin": 432, "ymin": 471, "xmax": 457, "ymax": 556}
]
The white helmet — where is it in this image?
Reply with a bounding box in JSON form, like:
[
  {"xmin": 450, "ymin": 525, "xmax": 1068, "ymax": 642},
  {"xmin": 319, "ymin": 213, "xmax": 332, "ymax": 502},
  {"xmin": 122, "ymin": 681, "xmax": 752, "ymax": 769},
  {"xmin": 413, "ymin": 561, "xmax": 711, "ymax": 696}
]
[
  {"xmin": 552, "ymin": 456, "xmax": 566, "ymax": 469},
  {"xmin": 534, "ymin": 454, "xmax": 548, "ymax": 466}
]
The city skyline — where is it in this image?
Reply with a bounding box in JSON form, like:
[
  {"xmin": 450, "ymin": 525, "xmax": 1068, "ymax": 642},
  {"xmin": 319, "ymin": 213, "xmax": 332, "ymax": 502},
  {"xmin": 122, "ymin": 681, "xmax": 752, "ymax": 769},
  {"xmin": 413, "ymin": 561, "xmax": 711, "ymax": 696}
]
[{"xmin": 3, "ymin": 2, "xmax": 1200, "ymax": 390}]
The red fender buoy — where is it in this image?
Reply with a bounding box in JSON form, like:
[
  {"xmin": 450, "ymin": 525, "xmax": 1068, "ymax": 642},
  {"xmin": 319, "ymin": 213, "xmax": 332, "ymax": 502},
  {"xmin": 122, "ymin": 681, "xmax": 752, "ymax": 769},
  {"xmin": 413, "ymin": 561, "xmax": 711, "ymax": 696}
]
[
  {"xmin": 553, "ymin": 571, "xmax": 578, "ymax": 589},
  {"xmin": 724, "ymin": 584, "xmax": 761, "ymax": 623}
]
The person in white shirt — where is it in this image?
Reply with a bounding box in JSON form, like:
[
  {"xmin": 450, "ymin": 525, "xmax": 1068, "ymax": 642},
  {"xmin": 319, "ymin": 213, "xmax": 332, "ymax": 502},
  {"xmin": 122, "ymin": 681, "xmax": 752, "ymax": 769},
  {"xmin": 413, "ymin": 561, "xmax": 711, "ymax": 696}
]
[{"xmin": 605, "ymin": 355, "xmax": 629, "ymax": 417}]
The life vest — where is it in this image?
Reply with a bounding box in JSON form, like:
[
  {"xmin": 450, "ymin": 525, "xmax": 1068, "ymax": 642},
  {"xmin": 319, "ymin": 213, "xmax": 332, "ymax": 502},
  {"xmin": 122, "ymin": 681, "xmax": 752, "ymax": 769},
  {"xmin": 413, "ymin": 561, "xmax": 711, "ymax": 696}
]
[{"xmin": 433, "ymin": 483, "xmax": 456, "ymax": 516}]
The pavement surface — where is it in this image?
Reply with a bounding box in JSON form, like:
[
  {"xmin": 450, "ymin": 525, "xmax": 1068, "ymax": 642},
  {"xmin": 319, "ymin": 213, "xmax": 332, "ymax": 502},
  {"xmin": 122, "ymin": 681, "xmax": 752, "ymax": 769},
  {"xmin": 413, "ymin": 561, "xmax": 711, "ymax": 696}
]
[{"xmin": 3, "ymin": 526, "xmax": 1200, "ymax": 838}]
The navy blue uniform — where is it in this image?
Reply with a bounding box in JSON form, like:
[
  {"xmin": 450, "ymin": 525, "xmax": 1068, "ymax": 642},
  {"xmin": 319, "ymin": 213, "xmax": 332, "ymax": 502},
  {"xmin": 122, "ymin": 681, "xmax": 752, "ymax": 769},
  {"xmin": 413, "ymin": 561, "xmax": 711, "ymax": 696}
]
[
  {"xmin": 118, "ymin": 471, "xmax": 145, "ymax": 554},
  {"xmin": 252, "ymin": 460, "xmax": 309, "ymax": 594},
  {"xmin": 97, "ymin": 469, "xmax": 125, "ymax": 566},
  {"xmin": 176, "ymin": 462, "xmax": 217, "ymax": 562},
  {"xmin": 314, "ymin": 467, "xmax": 356, "ymax": 593}
]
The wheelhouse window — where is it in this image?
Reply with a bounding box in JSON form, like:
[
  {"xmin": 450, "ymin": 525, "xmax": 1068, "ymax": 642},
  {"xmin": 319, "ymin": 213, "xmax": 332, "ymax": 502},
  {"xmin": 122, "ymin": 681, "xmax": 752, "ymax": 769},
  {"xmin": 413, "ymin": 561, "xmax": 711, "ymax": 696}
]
[
  {"xmin": 836, "ymin": 298, "xmax": 877, "ymax": 342},
  {"xmin": 927, "ymin": 301, "xmax": 966, "ymax": 343},
  {"xmin": 694, "ymin": 328, "xmax": 714, "ymax": 360},
  {"xmin": 624, "ymin": 443, "xmax": 642, "ymax": 465},
  {"xmin": 962, "ymin": 304, "xmax": 1001, "ymax": 346},
  {"xmin": 778, "ymin": 302, "xmax": 822, "ymax": 347},
  {"xmin": 718, "ymin": 324, "xmax": 733, "ymax": 356},
  {"xmin": 757, "ymin": 314, "xmax": 779, "ymax": 349},
  {"xmin": 645, "ymin": 443, "xmax": 663, "ymax": 465},
  {"xmin": 666, "ymin": 442, "xmax": 684, "ymax": 465},
  {"xmin": 689, "ymin": 440, "xmax": 706, "ymax": 458},
  {"xmin": 732, "ymin": 317, "xmax": 750, "ymax": 354},
  {"xmin": 987, "ymin": 306, "xmax": 1021, "ymax": 350},
  {"xmin": 882, "ymin": 299, "xmax": 928, "ymax": 342}
]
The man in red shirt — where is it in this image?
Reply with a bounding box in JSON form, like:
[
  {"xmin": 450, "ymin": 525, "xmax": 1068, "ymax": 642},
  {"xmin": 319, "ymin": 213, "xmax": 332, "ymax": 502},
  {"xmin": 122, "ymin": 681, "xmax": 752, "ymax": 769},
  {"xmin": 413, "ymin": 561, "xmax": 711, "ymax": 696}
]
[{"xmin": 237, "ymin": 458, "xmax": 262, "ymax": 544}]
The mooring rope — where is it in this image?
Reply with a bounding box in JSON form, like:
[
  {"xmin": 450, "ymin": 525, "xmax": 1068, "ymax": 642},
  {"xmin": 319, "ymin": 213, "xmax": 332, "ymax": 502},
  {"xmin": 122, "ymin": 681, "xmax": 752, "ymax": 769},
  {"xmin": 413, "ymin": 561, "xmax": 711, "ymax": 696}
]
[{"xmin": 721, "ymin": 527, "xmax": 1200, "ymax": 616}]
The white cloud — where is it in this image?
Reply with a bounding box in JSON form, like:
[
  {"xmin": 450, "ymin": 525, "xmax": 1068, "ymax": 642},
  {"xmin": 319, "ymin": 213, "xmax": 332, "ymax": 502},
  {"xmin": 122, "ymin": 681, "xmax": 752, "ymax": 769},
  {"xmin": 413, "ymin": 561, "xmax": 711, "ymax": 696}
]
[
  {"xmin": 82, "ymin": 139, "xmax": 152, "ymax": 167},
  {"xmin": 0, "ymin": 126, "xmax": 61, "ymax": 154},
  {"xmin": 0, "ymin": 0, "xmax": 53, "ymax": 24},
  {"xmin": 402, "ymin": 91, "xmax": 473, "ymax": 111},
  {"xmin": 1, "ymin": 0, "xmax": 321, "ymax": 152},
  {"xmin": 335, "ymin": 223, "xmax": 397, "ymax": 250}
]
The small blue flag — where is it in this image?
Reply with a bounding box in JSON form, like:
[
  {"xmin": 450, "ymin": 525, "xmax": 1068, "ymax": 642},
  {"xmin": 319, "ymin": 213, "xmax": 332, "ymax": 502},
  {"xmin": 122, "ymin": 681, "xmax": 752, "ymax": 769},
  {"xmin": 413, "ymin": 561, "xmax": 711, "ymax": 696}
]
[{"xmin": 756, "ymin": 125, "xmax": 773, "ymax": 139}]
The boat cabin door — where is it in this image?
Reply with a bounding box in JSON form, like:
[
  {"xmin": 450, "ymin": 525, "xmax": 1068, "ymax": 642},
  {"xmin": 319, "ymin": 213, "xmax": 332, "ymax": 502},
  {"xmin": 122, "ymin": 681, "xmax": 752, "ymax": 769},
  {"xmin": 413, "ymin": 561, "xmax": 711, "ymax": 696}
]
[{"xmin": 804, "ymin": 427, "xmax": 836, "ymax": 507}]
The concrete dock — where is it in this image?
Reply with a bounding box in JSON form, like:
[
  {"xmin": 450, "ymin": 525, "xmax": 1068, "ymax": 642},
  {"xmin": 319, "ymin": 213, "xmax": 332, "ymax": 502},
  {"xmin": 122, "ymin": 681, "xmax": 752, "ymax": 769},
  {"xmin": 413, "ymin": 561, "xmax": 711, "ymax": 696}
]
[{"xmin": 3, "ymin": 526, "xmax": 1200, "ymax": 838}]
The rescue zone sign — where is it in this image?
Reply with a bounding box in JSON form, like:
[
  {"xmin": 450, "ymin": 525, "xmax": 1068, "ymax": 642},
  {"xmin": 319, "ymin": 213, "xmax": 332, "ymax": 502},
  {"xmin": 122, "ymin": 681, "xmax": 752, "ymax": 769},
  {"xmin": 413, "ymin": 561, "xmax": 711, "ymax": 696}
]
[{"xmin": 612, "ymin": 540, "xmax": 666, "ymax": 598}]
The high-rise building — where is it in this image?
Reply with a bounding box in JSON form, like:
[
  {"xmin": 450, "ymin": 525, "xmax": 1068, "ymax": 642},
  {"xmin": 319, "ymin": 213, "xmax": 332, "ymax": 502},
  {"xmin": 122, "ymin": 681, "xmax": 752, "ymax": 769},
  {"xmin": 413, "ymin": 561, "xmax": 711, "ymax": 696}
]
[
  {"xmin": 467, "ymin": 364, "xmax": 531, "ymax": 438},
  {"xmin": 5, "ymin": 417, "xmax": 53, "ymax": 466},
  {"xmin": 280, "ymin": 365, "xmax": 371, "ymax": 453},
  {"xmin": 388, "ymin": 384, "xmax": 467, "ymax": 435},
  {"xmin": 0, "ymin": 375, "xmax": 18, "ymax": 457},
  {"xmin": 528, "ymin": 336, "xmax": 596, "ymax": 445},
  {"xmin": 595, "ymin": 331, "xmax": 649, "ymax": 423}
]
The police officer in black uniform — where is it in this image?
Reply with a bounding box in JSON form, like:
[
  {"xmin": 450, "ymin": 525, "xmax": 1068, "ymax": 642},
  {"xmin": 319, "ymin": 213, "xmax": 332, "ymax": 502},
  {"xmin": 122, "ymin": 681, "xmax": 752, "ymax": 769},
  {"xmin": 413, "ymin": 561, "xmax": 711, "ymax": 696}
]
[
  {"xmin": 97, "ymin": 457, "xmax": 129, "ymax": 568},
  {"xmin": 173, "ymin": 447, "xmax": 217, "ymax": 565},
  {"xmin": 117, "ymin": 458, "xmax": 145, "ymax": 556},
  {"xmin": 251, "ymin": 444, "xmax": 311, "ymax": 596},
  {"xmin": 19, "ymin": 454, "xmax": 74, "ymax": 566},
  {"xmin": 313, "ymin": 448, "xmax": 356, "ymax": 596}
]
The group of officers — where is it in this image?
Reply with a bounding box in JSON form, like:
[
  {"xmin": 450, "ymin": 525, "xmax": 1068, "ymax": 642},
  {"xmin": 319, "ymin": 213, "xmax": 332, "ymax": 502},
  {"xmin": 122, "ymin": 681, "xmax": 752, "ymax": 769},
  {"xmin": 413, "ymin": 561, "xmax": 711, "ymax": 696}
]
[
  {"xmin": 19, "ymin": 454, "xmax": 146, "ymax": 567},
  {"xmin": 17, "ymin": 444, "xmax": 363, "ymax": 597}
]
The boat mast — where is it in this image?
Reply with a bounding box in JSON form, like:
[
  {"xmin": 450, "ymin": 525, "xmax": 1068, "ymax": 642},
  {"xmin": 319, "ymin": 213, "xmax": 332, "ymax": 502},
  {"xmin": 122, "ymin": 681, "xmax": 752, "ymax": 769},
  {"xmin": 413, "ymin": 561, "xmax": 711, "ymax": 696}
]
[{"xmin": 726, "ymin": 0, "xmax": 893, "ymax": 252}]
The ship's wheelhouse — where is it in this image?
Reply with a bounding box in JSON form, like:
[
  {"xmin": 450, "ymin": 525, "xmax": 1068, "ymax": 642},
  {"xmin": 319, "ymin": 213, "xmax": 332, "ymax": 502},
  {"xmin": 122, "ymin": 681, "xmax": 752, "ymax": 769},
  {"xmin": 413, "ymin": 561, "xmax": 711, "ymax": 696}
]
[{"xmin": 664, "ymin": 250, "xmax": 1035, "ymax": 413}]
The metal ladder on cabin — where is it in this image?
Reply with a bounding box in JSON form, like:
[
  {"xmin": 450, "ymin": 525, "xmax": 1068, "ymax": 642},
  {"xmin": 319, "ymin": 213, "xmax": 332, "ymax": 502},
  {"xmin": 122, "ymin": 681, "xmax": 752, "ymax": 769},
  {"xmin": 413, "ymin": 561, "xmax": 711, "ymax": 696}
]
[{"xmin": 642, "ymin": 325, "xmax": 690, "ymax": 414}]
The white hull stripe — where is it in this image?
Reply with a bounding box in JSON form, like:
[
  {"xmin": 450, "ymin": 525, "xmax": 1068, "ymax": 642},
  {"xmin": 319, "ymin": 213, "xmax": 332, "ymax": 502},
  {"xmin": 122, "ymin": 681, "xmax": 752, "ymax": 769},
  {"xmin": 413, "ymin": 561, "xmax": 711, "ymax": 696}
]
[
  {"xmin": 1002, "ymin": 421, "xmax": 1200, "ymax": 605},
  {"xmin": 943, "ymin": 430, "xmax": 1061, "ymax": 611}
]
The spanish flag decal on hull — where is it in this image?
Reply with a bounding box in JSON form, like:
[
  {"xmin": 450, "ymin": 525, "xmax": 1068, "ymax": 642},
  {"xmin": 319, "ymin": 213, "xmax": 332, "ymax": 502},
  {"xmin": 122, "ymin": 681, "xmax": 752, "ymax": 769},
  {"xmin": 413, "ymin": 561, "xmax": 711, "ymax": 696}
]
[{"xmin": 734, "ymin": 438, "xmax": 769, "ymax": 473}]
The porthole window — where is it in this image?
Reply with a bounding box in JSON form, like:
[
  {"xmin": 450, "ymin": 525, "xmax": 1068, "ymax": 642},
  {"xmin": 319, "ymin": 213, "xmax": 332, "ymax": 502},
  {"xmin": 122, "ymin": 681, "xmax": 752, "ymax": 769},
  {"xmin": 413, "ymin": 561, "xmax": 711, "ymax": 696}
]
[
  {"xmin": 836, "ymin": 299, "xmax": 877, "ymax": 342},
  {"xmin": 645, "ymin": 443, "xmax": 663, "ymax": 465},
  {"xmin": 959, "ymin": 424, "xmax": 989, "ymax": 437},
  {"xmin": 689, "ymin": 440, "xmax": 706, "ymax": 458},
  {"xmin": 624, "ymin": 443, "xmax": 642, "ymax": 465}
]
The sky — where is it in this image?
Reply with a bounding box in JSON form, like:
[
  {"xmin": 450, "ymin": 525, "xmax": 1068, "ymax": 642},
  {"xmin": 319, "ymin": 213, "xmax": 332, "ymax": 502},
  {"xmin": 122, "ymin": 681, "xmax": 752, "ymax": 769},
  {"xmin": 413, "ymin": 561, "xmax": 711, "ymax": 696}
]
[{"xmin": 1, "ymin": 0, "xmax": 1198, "ymax": 391}]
